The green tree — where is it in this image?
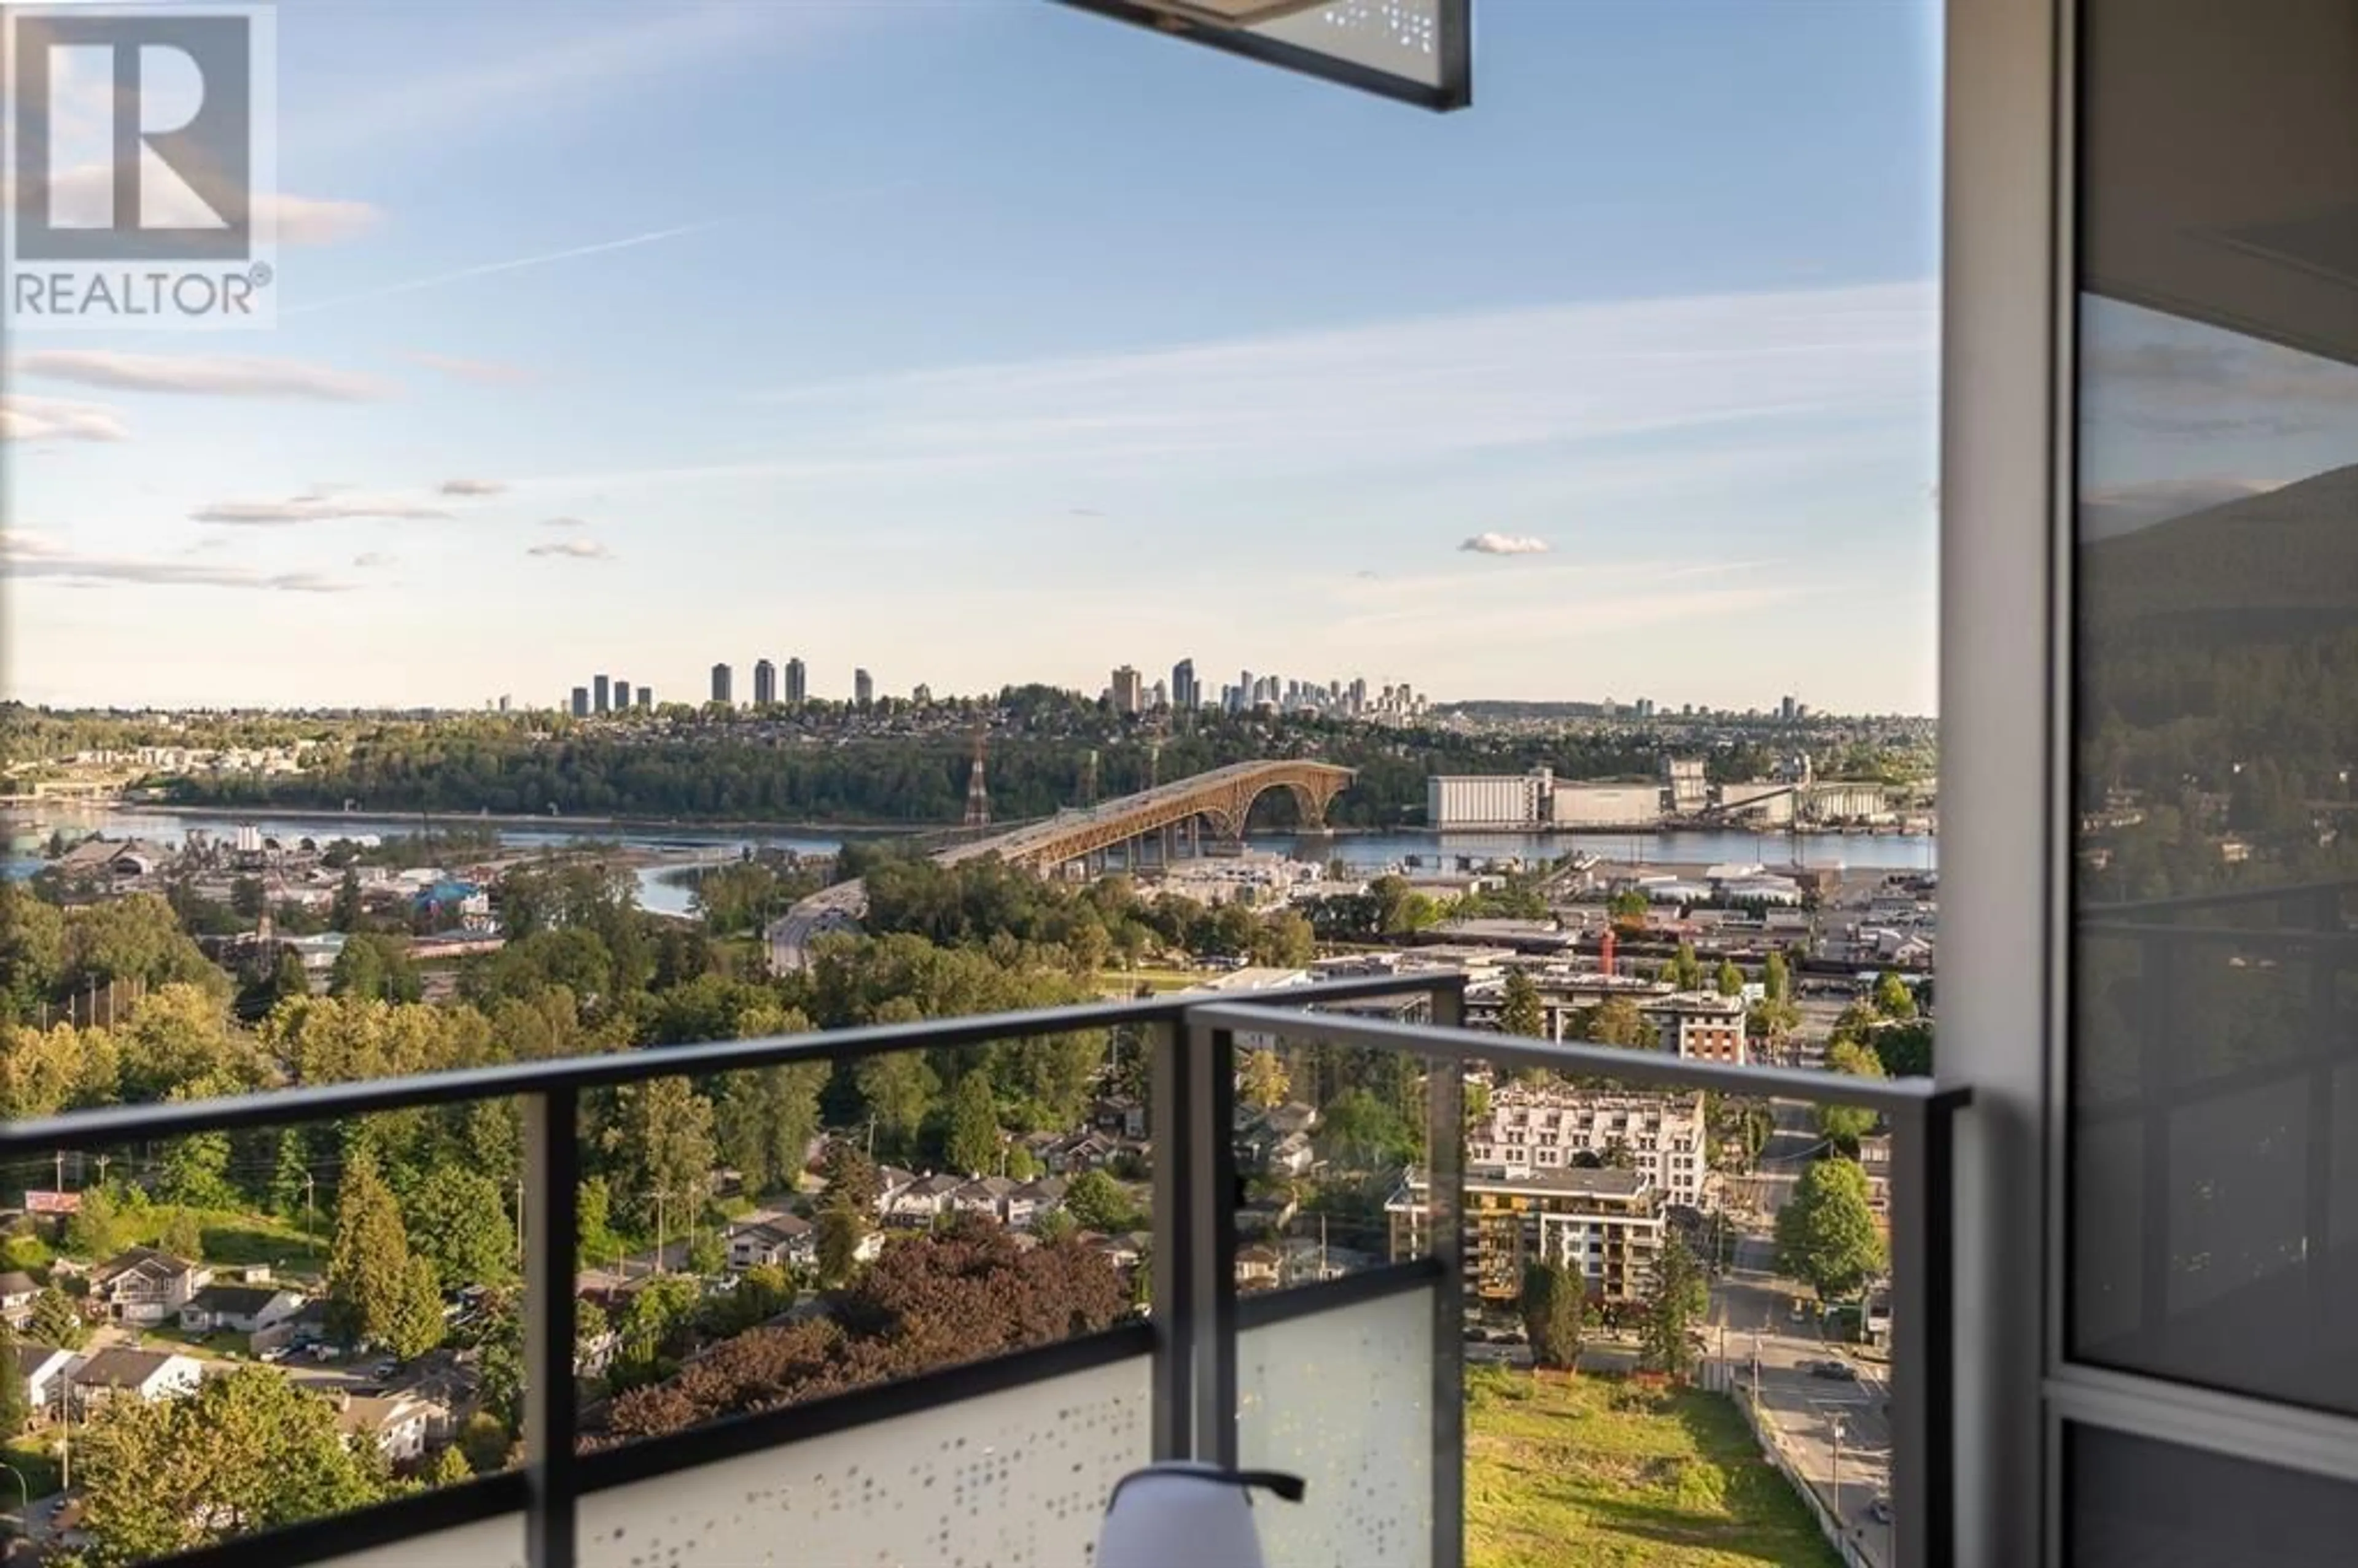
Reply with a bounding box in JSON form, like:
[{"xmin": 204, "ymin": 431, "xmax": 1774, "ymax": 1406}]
[
  {"xmin": 1775, "ymin": 1157, "xmax": 1886, "ymax": 1303},
  {"xmin": 30, "ymin": 1285, "xmax": 86, "ymax": 1348},
  {"xmin": 945, "ymin": 1070, "xmax": 1002, "ymax": 1176},
  {"xmin": 1873, "ymin": 971, "xmax": 1918, "ymax": 1019},
  {"xmin": 404, "ymin": 1166, "xmax": 515, "ymax": 1292},
  {"xmin": 1668, "ymin": 944, "xmax": 1703, "ymax": 992},
  {"xmin": 330, "ymin": 866, "xmax": 364, "ymax": 933},
  {"xmin": 75, "ymin": 1365, "xmax": 392, "ymax": 1561},
  {"xmin": 383, "ymin": 1254, "xmax": 448, "ymax": 1360},
  {"xmin": 230, "ymin": 877, "xmax": 267, "ymax": 919},
  {"xmin": 687, "ymin": 1228, "xmax": 726, "ymax": 1277},
  {"xmin": 270, "ymin": 1127, "xmax": 313, "ymax": 1225},
  {"xmin": 1062, "ymin": 1169, "xmax": 1140, "ymax": 1234},
  {"xmin": 0, "ymin": 1310, "xmax": 28, "ymax": 1436},
  {"xmin": 1608, "ymin": 888, "xmax": 1651, "ymax": 928},
  {"xmin": 268, "ymin": 949, "xmax": 313, "ymax": 1008},
  {"xmin": 1764, "ymin": 949, "xmax": 1791, "ymax": 1003},
  {"xmin": 64, "ymin": 1185, "xmax": 120, "ymax": 1259},
  {"xmin": 1238, "ymin": 1048, "xmax": 1291, "ymax": 1111},
  {"xmin": 819, "ymin": 1144, "xmax": 882, "ymax": 1213},
  {"xmin": 815, "ymin": 1197, "xmax": 868, "ymax": 1287},
  {"xmin": 329, "ymin": 1145, "xmax": 416, "ymax": 1347},
  {"xmin": 1872, "ymin": 1019, "xmax": 1935, "ymax": 1078},
  {"xmin": 854, "ymin": 1050, "xmax": 939, "ymax": 1159},
  {"xmin": 1498, "ymin": 969, "xmax": 1547, "ymax": 1038},
  {"xmin": 1818, "ymin": 1039, "xmax": 1888, "ymax": 1147},
  {"xmin": 457, "ymin": 1411, "xmax": 513, "ymax": 1475},
  {"xmin": 1518, "ymin": 1261, "xmax": 1584, "ymax": 1371},
  {"xmin": 712, "ymin": 1061, "xmax": 827, "ymax": 1197},
  {"xmin": 1715, "ymin": 959, "xmax": 1745, "ymax": 997},
  {"xmin": 1575, "ymin": 997, "xmax": 1648, "ymax": 1048},
  {"xmin": 426, "ymin": 1443, "xmax": 474, "ymax": 1488},
  {"xmin": 1640, "ymin": 1232, "xmax": 1710, "ymax": 1380},
  {"xmin": 158, "ymin": 1206, "xmax": 203, "ymax": 1261},
  {"xmin": 157, "ymin": 1125, "xmax": 235, "ymax": 1211},
  {"xmin": 603, "ymin": 1074, "xmax": 717, "ymax": 1234},
  {"xmin": 1317, "ymin": 1088, "xmax": 1416, "ymax": 1171}
]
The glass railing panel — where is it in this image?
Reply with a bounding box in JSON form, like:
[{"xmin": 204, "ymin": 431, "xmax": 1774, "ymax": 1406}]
[
  {"xmin": 1237, "ymin": 1281, "xmax": 1436, "ymax": 1568},
  {"xmin": 575, "ymin": 1346, "xmax": 1153, "ymax": 1566}
]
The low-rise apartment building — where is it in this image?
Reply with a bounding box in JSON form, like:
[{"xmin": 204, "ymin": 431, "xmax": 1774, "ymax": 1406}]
[
  {"xmin": 1468, "ymin": 1085, "xmax": 1711, "ymax": 1210},
  {"xmin": 1640, "ymin": 990, "xmax": 1751, "ymax": 1065},
  {"xmin": 1387, "ymin": 1164, "xmax": 1666, "ymax": 1307}
]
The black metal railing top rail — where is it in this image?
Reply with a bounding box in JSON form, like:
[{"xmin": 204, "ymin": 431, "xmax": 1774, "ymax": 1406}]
[{"xmin": 0, "ymin": 971, "xmax": 1967, "ymax": 1568}]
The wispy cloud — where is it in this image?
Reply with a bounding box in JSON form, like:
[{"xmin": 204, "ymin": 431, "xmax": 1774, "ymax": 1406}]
[
  {"xmin": 407, "ymin": 353, "xmax": 531, "ymax": 386},
  {"xmin": 286, "ymin": 223, "xmax": 718, "ymax": 317},
  {"xmin": 352, "ymin": 552, "xmax": 397, "ymax": 569},
  {"xmin": 15, "ymin": 351, "xmax": 392, "ymax": 402},
  {"xmin": 527, "ymin": 538, "xmax": 612, "ymax": 560},
  {"xmin": 0, "ymin": 393, "xmax": 126, "ymax": 442},
  {"xmin": 438, "ymin": 478, "xmax": 507, "ymax": 497},
  {"xmin": 2, "ymin": 530, "xmax": 353, "ymax": 592},
  {"xmin": 537, "ymin": 516, "xmax": 588, "ymax": 529},
  {"xmin": 192, "ymin": 491, "xmax": 453, "ymax": 526},
  {"xmin": 1460, "ymin": 532, "xmax": 1550, "ymax": 556}
]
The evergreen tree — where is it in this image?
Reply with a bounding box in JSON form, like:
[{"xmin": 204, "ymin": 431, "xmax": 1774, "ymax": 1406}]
[
  {"xmin": 271, "ymin": 1127, "xmax": 313, "ymax": 1225},
  {"xmin": 64, "ymin": 1186, "xmax": 119, "ymax": 1259},
  {"xmin": 1716, "ymin": 959, "xmax": 1746, "ymax": 997},
  {"xmin": 1669, "ymin": 944, "xmax": 1704, "ymax": 992},
  {"xmin": 815, "ymin": 1197, "xmax": 867, "ymax": 1287},
  {"xmin": 1238, "ymin": 1048, "xmax": 1292, "ymax": 1111},
  {"xmin": 1518, "ymin": 1261, "xmax": 1584, "ymax": 1370},
  {"xmin": 329, "ymin": 1146, "xmax": 415, "ymax": 1346},
  {"xmin": 29, "ymin": 1286, "xmax": 85, "ymax": 1349},
  {"xmin": 1498, "ymin": 969, "xmax": 1547, "ymax": 1038},
  {"xmin": 0, "ymin": 1310, "xmax": 29, "ymax": 1435},
  {"xmin": 159, "ymin": 1206, "xmax": 203, "ymax": 1261},
  {"xmin": 1640, "ymin": 1233, "xmax": 1710, "ymax": 1380},
  {"xmin": 330, "ymin": 866, "xmax": 363, "ymax": 933},
  {"xmin": 946, "ymin": 1070, "xmax": 1001, "ymax": 1176}
]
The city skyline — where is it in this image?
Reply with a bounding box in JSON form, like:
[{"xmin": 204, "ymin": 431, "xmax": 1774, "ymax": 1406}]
[{"xmin": 3, "ymin": 2, "xmax": 1942, "ymax": 712}]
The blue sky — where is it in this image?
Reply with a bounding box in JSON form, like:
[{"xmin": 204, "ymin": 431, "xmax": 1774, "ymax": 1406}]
[{"xmin": 5, "ymin": 0, "xmax": 1946, "ymax": 712}]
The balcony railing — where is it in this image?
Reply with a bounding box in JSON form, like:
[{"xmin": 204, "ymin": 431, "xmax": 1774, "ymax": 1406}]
[{"xmin": 0, "ymin": 972, "xmax": 1966, "ymax": 1568}]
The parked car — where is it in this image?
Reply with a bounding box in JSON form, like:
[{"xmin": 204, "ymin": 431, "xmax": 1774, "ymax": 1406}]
[
  {"xmin": 1808, "ymin": 1359, "xmax": 1858, "ymax": 1380},
  {"xmin": 1870, "ymin": 1496, "xmax": 1893, "ymax": 1524}
]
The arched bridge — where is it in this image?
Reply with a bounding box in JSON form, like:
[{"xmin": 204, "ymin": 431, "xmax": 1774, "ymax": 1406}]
[{"xmin": 934, "ymin": 759, "xmax": 1356, "ymax": 872}]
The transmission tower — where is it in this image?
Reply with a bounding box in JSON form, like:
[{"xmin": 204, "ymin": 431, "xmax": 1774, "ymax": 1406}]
[{"xmin": 963, "ymin": 726, "xmax": 990, "ymax": 828}]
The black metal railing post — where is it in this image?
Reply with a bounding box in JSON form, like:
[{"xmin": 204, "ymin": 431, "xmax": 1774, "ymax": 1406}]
[
  {"xmin": 1147, "ymin": 1012, "xmax": 1194, "ymax": 1461},
  {"xmin": 523, "ymin": 1086, "xmax": 580, "ymax": 1568},
  {"xmin": 1183, "ymin": 1010, "xmax": 1240, "ymax": 1465},
  {"xmin": 1886, "ymin": 1088, "xmax": 1965, "ymax": 1568},
  {"xmin": 1425, "ymin": 976, "xmax": 1467, "ymax": 1568}
]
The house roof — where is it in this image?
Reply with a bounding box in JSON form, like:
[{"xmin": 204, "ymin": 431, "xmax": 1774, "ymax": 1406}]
[
  {"xmin": 0, "ymin": 1270, "xmax": 39, "ymax": 1297},
  {"xmin": 187, "ymin": 1284, "xmax": 293, "ymax": 1316},
  {"xmin": 76, "ymin": 1348, "xmax": 185, "ymax": 1389},
  {"xmin": 955, "ymin": 1176, "xmax": 1016, "ymax": 1200},
  {"xmin": 1011, "ymin": 1178, "xmax": 1067, "ymax": 1203},
  {"xmin": 906, "ymin": 1174, "xmax": 964, "ymax": 1198},
  {"xmin": 876, "ymin": 1165, "xmax": 919, "ymax": 1193},
  {"xmin": 730, "ymin": 1216, "xmax": 812, "ymax": 1246},
  {"xmin": 14, "ymin": 1344, "xmax": 68, "ymax": 1382},
  {"xmin": 93, "ymin": 1248, "xmax": 196, "ymax": 1287}
]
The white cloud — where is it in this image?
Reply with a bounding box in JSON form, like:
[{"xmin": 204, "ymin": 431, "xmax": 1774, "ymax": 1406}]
[
  {"xmin": 408, "ymin": 353, "xmax": 531, "ymax": 386},
  {"xmin": 527, "ymin": 538, "xmax": 612, "ymax": 560},
  {"xmin": 352, "ymin": 552, "xmax": 396, "ymax": 569},
  {"xmin": 438, "ymin": 478, "xmax": 507, "ymax": 497},
  {"xmin": 15, "ymin": 351, "xmax": 392, "ymax": 402},
  {"xmin": 0, "ymin": 393, "xmax": 126, "ymax": 443},
  {"xmin": 2, "ymin": 530, "xmax": 353, "ymax": 593},
  {"xmin": 560, "ymin": 279, "xmax": 1932, "ymax": 496},
  {"xmin": 192, "ymin": 491, "xmax": 454, "ymax": 526},
  {"xmin": 538, "ymin": 516, "xmax": 588, "ymax": 529},
  {"xmin": 1460, "ymin": 532, "xmax": 1550, "ymax": 556}
]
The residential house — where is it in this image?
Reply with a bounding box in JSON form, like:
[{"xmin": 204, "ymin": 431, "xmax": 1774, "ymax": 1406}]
[
  {"xmin": 882, "ymin": 1173, "xmax": 963, "ymax": 1228},
  {"xmin": 1043, "ymin": 1131, "xmax": 1123, "ymax": 1174},
  {"xmin": 0, "ymin": 1270, "xmax": 38, "ymax": 1330},
  {"xmin": 335, "ymin": 1390, "xmax": 449, "ymax": 1465},
  {"xmin": 12, "ymin": 1345, "xmax": 72, "ymax": 1425},
  {"xmin": 873, "ymin": 1166, "xmax": 919, "ymax": 1208},
  {"xmin": 1235, "ymin": 1244, "xmax": 1283, "ymax": 1291},
  {"xmin": 1005, "ymin": 1178, "xmax": 1067, "ymax": 1230},
  {"xmin": 88, "ymin": 1248, "xmax": 210, "ymax": 1325},
  {"xmin": 254, "ymin": 1298, "xmax": 333, "ymax": 1356},
  {"xmin": 950, "ymin": 1176, "xmax": 1016, "ymax": 1221},
  {"xmin": 726, "ymin": 1214, "xmax": 817, "ymax": 1271},
  {"xmin": 69, "ymin": 1348, "xmax": 202, "ymax": 1414},
  {"xmin": 179, "ymin": 1283, "xmax": 305, "ymax": 1336},
  {"xmin": 1091, "ymin": 1096, "xmax": 1148, "ymax": 1141}
]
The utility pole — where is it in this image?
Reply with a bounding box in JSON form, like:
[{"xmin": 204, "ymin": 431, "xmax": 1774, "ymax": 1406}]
[
  {"xmin": 303, "ymin": 1172, "xmax": 316, "ymax": 1259},
  {"xmin": 1831, "ymin": 1411, "xmax": 1845, "ymax": 1526},
  {"xmin": 654, "ymin": 1190, "xmax": 667, "ymax": 1275},
  {"xmin": 515, "ymin": 1179, "xmax": 526, "ymax": 1267}
]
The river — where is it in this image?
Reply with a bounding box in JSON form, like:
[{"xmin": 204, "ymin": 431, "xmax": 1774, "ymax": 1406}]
[{"xmin": 2, "ymin": 804, "xmax": 1936, "ymax": 917}]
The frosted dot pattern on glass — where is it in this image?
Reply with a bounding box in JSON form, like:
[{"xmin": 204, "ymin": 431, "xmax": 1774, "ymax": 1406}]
[
  {"xmin": 1254, "ymin": 1, "xmax": 1446, "ymax": 90},
  {"xmin": 1237, "ymin": 1286, "xmax": 1435, "ymax": 1568},
  {"xmin": 330, "ymin": 1515, "xmax": 524, "ymax": 1568},
  {"xmin": 576, "ymin": 1353, "xmax": 1151, "ymax": 1568}
]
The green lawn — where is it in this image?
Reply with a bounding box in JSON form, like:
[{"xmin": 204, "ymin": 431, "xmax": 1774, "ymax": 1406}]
[
  {"xmin": 115, "ymin": 1208, "xmax": 321, "ymax": 1274},
  {"xmin": 2, "ymin": 1437, "xmax": 63, "ymax": 1502},
  {"xmin": 1466, "ymin": 1367, "xmax": 1839, "ymax": 1568}
]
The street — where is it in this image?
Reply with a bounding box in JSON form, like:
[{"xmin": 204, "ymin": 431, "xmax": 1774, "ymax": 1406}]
[{"xmin": 1706, "ymin": 1096, "xmax": 1893, "ymax": 1565}]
